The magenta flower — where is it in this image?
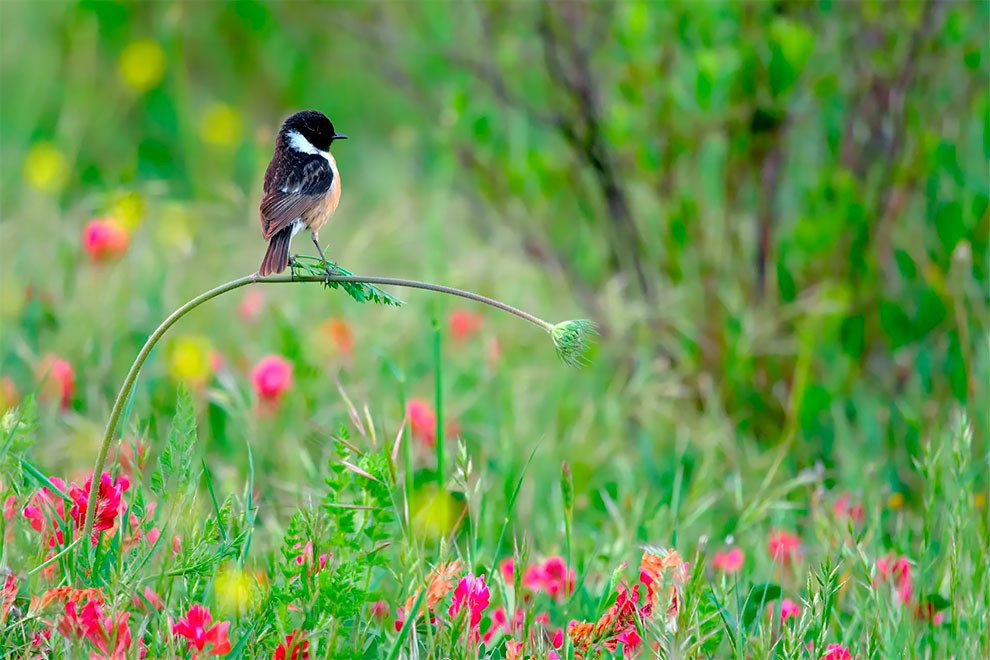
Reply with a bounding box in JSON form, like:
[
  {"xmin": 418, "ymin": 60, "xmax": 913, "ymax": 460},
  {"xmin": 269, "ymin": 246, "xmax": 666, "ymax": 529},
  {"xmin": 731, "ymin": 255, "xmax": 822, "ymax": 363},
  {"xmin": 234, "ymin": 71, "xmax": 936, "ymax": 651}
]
[
  {"xmin": 171, "ymin": 603, "xmax": 231, "ymax": 655},
  {"xmin": 406, "ymin": 399, "xmax": 437, "ymax": 447},
  {"xmin": 768, "ymin": 529, "xmax": 801, "ymax": 564},
  {"xmin": 523, "ymin": 556, "xmax": 575, "ymax": 600},
  {"xmin": 820, "ymin": 643, "xmax": 855, "ymax": 660},
  {"xmin": 449, "ymin": 574, "xmax": 490, "ymax": 641},
  {"xmin": 768, "ymin": 597, "xmax": 801, "ymax": 624},
  {"xmin": 23, "ymin": 476, "xmax": 69, "ymax": 548},
  {"xmin": 82, "ymin": 219, "xmax": 129, "ymax": 262},
  {"xmin": 712, "ymin": 547, "xmax": 744, "ymax": 573},
  {"xmin": 251, "ymin": 355, "xmax": 293, "ymax": 404},
  {"xmin": 37, "ymin": 355, "xmax": 75, "ymax": 409},
  {"xmin": 68, "ymin": 472, "xmax": 130, "ymax": 545}
]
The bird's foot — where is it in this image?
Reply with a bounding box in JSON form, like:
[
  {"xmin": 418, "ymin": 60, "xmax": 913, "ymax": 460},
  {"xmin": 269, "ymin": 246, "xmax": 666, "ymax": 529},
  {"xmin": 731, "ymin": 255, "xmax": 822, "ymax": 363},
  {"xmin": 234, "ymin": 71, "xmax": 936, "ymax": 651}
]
[{"xmin": 322, "ymin": 262, "xmax": 340, "ymax": 286}]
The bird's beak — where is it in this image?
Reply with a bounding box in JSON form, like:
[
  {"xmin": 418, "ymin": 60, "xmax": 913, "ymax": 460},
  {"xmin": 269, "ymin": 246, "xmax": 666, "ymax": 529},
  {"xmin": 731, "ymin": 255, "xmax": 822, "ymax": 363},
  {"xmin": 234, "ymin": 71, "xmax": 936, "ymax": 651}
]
[{"xmin": 332, "ymin": 133, "xmax": 348, "ymax": 140}]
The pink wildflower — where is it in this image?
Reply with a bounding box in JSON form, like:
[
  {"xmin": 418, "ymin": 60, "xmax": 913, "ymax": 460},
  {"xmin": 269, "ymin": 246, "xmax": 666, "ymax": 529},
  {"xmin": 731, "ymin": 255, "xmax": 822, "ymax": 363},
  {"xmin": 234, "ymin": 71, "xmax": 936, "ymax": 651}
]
[
  {"xmin": 820, "ymin": 643, "xmax": 854, "ymax": 660},
  {"xmin": 449, "ymin": 574, "xmax": 490, "ymax": 641},
  {"xmin": 407, "ymin": 399, "xmax": 437, "ymax": 447},
  {"xmin": 37, "ymin": 356, "xmax": 74, "ymax": 409},
  {"xmin": 616, "ymin": 628, "xmax": 642, "ymax": 657},
  {"xmin": 23, "ymin": 476, "xmax": 69, "ymax": 548},
  {"xmin": 768, "ymin": 598, "xmax": 801, "ymax": 624},
  {"xmin": 132, "ymin": 586, "xmax": 164, "ymax": 612},
  {"xmin": 523, "ymin": 556, "xmax": 574, "ymax": 600},
  {"xmin": 293, "ymin": 540, "xmax": 330, "ymax": 575},
  {"xmin": 369, "ymin": 600, "xmax": 390, "ymax": 620},
  {"xmin": 273, "ymin": 629, "xmax": 309, "ymax": 660},
  {"xmin": 68, "ymin": 472, "xmax": 130, "ymax": 545},
  {"xmin": 833, "ymin": 492, "xmax": 865, "ymax": 525},
  {"xmin": 768, "ymin": 529, "xmax": 801, "ymax": 564},
  {"xmin": 238, "ymin": 289, "xmax": 265, "ymax": 323},
  {"xmin": 449, "ymin": 309, "xmax": 484, "ymax": 341},
  {"xmin": 2, "ymin": 572, "xmax": 17, "ymax": 625},
  {"xmin": 82, "ymin": 219, "xmax": 129, "ymax": 262},
  {"xmin": 499, "ymin": 557, "xmax": 514, "ymax": 584},
  {"xmin": 712, "ymin": 547, "xmax": 744, "ymax": 573},
  {"xmin": 875, "ymin": 555, "xmax": 913, "ymax": 605},
  {"xmin": 252, "ymin": 355, "xmax": 293, "ymax": 405},
  {"xmin": 171, "ymin": 603, "xmax": 231, "ymax": 655}
]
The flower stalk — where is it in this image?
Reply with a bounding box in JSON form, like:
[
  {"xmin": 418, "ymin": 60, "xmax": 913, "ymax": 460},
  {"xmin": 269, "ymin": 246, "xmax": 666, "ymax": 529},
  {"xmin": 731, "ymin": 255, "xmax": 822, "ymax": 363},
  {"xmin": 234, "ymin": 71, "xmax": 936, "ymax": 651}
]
[{"xmin": 82, "ymin": 270, "xmax": 594, "ymax": 548}]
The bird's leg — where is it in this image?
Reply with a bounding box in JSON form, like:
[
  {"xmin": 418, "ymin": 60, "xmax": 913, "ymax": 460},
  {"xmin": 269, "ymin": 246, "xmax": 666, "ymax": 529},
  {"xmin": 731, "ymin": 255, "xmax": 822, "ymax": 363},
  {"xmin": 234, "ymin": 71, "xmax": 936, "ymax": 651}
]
[
  {"xmin": 311, "ymin": 233, "xmax": 338, "ymax": 285},
  {"xmin": 288, "ymin": 254, "xmax": 300, "ymax": 279}
]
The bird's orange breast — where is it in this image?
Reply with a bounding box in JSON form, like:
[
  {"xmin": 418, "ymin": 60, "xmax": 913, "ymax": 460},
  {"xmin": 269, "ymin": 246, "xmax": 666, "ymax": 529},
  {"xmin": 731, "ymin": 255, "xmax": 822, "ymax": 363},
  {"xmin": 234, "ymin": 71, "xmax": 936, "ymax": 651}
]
[{"xmin": 304, "ymin": 152, "xmax": 340, "ymax": 232}]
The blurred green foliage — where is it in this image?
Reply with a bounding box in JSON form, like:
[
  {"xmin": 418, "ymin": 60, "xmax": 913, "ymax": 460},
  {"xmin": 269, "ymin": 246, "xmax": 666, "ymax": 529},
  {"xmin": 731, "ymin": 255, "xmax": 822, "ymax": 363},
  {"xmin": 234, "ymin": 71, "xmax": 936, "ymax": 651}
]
[{"xmin": 0, "ymin": 0, "xmax": 987, "ymax": 548}]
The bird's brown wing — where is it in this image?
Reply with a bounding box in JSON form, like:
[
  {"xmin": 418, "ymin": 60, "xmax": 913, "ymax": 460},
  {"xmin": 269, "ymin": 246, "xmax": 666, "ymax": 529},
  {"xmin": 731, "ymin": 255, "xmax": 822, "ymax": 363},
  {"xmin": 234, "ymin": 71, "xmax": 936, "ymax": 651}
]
[{"xmin": 260, "ymin": 156, "xmax": 334, "ymax": 240}]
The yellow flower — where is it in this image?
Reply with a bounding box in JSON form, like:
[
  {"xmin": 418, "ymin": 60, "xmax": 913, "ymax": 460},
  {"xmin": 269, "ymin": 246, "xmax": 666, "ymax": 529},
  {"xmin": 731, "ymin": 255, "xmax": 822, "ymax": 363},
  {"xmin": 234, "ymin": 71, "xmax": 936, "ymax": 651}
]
[
  {"xmin": 119, "ymin": 39, "xmax": 166, "ymax": 92},
  {"xmin": 199, "ymin": 103, "xmax": 242, "ymax": 147},
  {"xmin": 973, "ymin": 492, "xmax": 987, "ymax": 508},
  {"xmin": 23, "ymin": 143, "xmax": 68, "ymax": 193},
  {"xmin": 110, "ymin": 191, "xmax": 145, "ymax": 231},
  {"xmin": 215, "ymin": 567, "xmax": 255, "ymax": 616},
  {"xmin": 167, "ymin": 335, "xmax": 213, "ymax": 386},
  {"xmin": 155, "ymin": 202, "xmax": 194, "ymax": 254},
  {"xmin": 888, "ymin": 492, "xmax": 905, "ymax": 509},
  {"xmin": 410, "ymin": 484, "xmax": 462, "ymax": 540}
]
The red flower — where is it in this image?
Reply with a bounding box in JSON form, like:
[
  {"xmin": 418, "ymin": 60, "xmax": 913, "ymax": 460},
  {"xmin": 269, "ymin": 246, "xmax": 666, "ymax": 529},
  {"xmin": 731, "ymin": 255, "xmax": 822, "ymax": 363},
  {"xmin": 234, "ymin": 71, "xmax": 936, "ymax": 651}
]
[
  {"xmin": 523, "ymin": 556, "xmax": 574, "ymax": 600},
  {"xmin": 712, "ymin": 548, "xmax": 744, "ymax": 573},
  {"xmin": 449, "ymin": 309, "xmax": 484, "ymax": 341},
  {"xmin": 82, "ymin": 219, "xmax": 129, "ymax": 262},
  {"xmin": 820, "ymin": 643, "xmax": 855, "ymax": 660},
  {"xmin": 768, "ymin": 529, "xmax": 801, "ymax": 564},
  {"xmin": 23, "ymin": 476, "xmax": 69, "ymax": 548},
  {"xmin": 407, "ymin": 399, "xmax": 437, "ymax": 447},
  {"xmin": 171, "ymin": 603, "xmax": 231, "ymax": 655},
  {"xmin": 273, "ymin": 629, "xmax": 309, "ymax": 660},
  {"xmin": 37, "ymin": 355, "xmax": 75, "ymax": 409},
  {"xmin": 449, "ymin": 574, "xmax": 490, "ymax": 642},
  {"xmin": 68, "ymin": 472, "xmax": 129, "ymax": 545},
  {"xmin": 251, "ymin": 355, "xmax": 293, "ymax": 404}
]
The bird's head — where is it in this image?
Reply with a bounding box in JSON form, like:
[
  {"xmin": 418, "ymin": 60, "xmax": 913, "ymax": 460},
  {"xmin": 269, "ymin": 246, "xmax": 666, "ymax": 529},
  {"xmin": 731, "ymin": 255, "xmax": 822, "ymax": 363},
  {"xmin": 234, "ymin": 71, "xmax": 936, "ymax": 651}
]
[{"xmin": 280, "ymin": 110, "xmax": 347, "ymax": 154}]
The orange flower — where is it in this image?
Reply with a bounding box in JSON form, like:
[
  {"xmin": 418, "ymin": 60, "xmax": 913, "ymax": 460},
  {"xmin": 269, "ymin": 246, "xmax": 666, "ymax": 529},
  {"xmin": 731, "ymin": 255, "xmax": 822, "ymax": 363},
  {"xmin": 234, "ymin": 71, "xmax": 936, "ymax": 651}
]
[
  {"xmin": 322, "ymin": 319, "xmax": 354, "ymax": 356},
  {"xmin": 426, "ymin": 559, "xmax": 462, "ymax": 609}
]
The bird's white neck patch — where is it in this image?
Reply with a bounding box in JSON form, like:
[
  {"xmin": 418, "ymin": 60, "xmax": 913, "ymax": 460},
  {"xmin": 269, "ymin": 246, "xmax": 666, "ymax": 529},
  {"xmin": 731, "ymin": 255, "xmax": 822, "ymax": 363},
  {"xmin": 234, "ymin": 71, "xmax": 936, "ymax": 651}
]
[{"xmin": 287, "ymin": 129, "xmax": 331, "ymax": 164}]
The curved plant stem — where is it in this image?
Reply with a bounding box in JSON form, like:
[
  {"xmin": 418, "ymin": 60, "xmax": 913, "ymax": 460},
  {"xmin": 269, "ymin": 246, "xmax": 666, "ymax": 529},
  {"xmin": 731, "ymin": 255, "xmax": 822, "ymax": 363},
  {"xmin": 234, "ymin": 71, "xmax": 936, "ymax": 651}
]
[{"xmin": 82, "ymin": 272, "xmax": 554, "ymax": 546}]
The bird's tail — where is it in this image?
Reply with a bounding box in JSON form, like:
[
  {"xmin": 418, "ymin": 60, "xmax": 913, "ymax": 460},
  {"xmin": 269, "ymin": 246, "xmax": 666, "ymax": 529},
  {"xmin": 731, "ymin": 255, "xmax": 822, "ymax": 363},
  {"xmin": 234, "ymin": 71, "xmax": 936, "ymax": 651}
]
[{"xmin": 259, "ymin": 227, "xmax": 292, "ymax": 276}]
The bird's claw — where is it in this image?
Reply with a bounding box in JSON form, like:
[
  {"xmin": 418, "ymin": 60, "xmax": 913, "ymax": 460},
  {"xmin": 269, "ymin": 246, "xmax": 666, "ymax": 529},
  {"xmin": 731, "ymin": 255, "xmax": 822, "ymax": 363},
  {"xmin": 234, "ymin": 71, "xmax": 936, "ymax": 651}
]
[{"xmin": 323, "ymin": 262, "xmax": 341, "ymax": 286}]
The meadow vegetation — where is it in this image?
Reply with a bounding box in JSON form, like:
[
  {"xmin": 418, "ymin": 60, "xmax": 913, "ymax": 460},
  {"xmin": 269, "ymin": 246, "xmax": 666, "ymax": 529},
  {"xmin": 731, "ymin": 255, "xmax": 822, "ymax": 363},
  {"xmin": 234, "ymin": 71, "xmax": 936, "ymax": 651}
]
[{"xmin": 0, "ymin": 2, "xmax": 988, "ymax": 659}]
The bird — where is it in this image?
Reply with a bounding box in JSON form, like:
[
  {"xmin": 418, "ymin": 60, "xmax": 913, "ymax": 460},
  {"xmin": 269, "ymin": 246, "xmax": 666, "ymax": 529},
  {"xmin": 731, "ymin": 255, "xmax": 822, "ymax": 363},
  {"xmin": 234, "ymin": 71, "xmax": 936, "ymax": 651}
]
[{"xmin": 258, "ymin": 110, "xmax": 347, "ymax": 278}]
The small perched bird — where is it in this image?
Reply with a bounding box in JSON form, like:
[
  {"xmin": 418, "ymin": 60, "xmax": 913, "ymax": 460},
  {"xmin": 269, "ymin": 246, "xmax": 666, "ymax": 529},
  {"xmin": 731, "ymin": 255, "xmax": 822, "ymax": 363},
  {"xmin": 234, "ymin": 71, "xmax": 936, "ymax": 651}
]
[{"xmin": 258, "ymin": 110, "xmax": 347, "ymax": 277}]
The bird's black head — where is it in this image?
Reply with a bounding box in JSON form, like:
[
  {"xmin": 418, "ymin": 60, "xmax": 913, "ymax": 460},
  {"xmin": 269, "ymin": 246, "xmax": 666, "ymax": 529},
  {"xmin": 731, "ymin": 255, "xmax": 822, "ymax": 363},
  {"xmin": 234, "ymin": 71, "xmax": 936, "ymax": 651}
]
[{"xmin": 280, "ymin": 110, "xmax": 347, "ymax": 152}]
